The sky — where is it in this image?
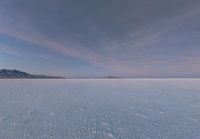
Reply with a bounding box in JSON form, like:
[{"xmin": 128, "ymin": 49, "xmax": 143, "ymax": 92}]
[{"xmin": 0, "ymin": 0, "xmax": 200, "ymax": 77}]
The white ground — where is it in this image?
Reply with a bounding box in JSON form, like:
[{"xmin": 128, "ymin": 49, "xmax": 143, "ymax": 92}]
[{"xmin": 0, "ymin": 79, "xmax": 200, "ymax": 139}]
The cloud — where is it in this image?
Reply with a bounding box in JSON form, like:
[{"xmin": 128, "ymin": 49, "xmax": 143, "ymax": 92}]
[
  {"xmin": 0, "ymin": 43, "xmax": 23, "ymax": 57},
  {"xmin": 0, "ymin": 0, "xmax": 200, "ymax": 76}
]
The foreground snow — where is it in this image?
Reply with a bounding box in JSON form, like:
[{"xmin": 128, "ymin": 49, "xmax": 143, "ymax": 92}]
[{"xmin": 0, "ymin": 79, "xmax": 200, "ymax": 139}]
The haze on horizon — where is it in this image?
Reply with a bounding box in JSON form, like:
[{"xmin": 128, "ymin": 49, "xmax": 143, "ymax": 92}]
[{"xmin": 0, "ymin": 0, "xmax": 200, "ymax": 78}]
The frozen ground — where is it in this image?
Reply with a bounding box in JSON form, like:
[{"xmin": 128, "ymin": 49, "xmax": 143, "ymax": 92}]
[{"xmin": 0, "ymin": 79, "xmax": 200, "ymax": 139}]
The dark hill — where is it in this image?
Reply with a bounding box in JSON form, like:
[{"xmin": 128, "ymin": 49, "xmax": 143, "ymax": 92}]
[{"xmin": 0, "ymin": 69, "xmax": 65, "ymax": 79}]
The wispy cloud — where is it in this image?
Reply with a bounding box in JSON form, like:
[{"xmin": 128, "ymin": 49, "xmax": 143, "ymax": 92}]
[
  {"xmin": 0, "ymin": 0, "xmax": 200, "ymax": 76},
  {"xmin": 0, "ymin": 43, "xmax": 23, "ymax": 57}
]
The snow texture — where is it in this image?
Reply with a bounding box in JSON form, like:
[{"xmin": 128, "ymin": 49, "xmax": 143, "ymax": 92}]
[{"xmin": 0, "ymin": 79, "xmax": 200, "ymax": 139}]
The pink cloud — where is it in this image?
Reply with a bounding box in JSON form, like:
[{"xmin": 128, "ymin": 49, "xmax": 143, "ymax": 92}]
[{"xmin": 0, "ymin": 24, "xmax": 102, "ymax": 64}]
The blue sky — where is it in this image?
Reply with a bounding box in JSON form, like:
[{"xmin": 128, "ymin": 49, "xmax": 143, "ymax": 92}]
[{"xmin": 0, "ymin": 0, "xmax": 200, "ymax": 77}]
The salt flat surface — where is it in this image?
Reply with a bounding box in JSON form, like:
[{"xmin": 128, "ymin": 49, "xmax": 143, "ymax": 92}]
[{"xmin": 0, "ymin": 79, "xmax": 200, "ymax": 139}]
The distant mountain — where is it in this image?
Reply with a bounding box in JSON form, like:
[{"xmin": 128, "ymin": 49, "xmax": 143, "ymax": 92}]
[
  {"xmin": 0, "ymin": 69, "xmax": 65, "ymax": 79},
  {"xmin": 104, "ymin": 76, "xmax": 121, "ymax": 79}
]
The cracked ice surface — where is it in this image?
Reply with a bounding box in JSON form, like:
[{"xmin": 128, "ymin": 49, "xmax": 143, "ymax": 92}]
[{"xmin": 0, "ymin": 79, "xmax": 200, "ymax": 139}]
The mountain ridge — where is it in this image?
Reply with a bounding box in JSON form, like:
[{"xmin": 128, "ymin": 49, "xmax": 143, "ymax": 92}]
[{"xmin": 0, "ymin": 69, "xmax": 65, "ymax": 79}]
